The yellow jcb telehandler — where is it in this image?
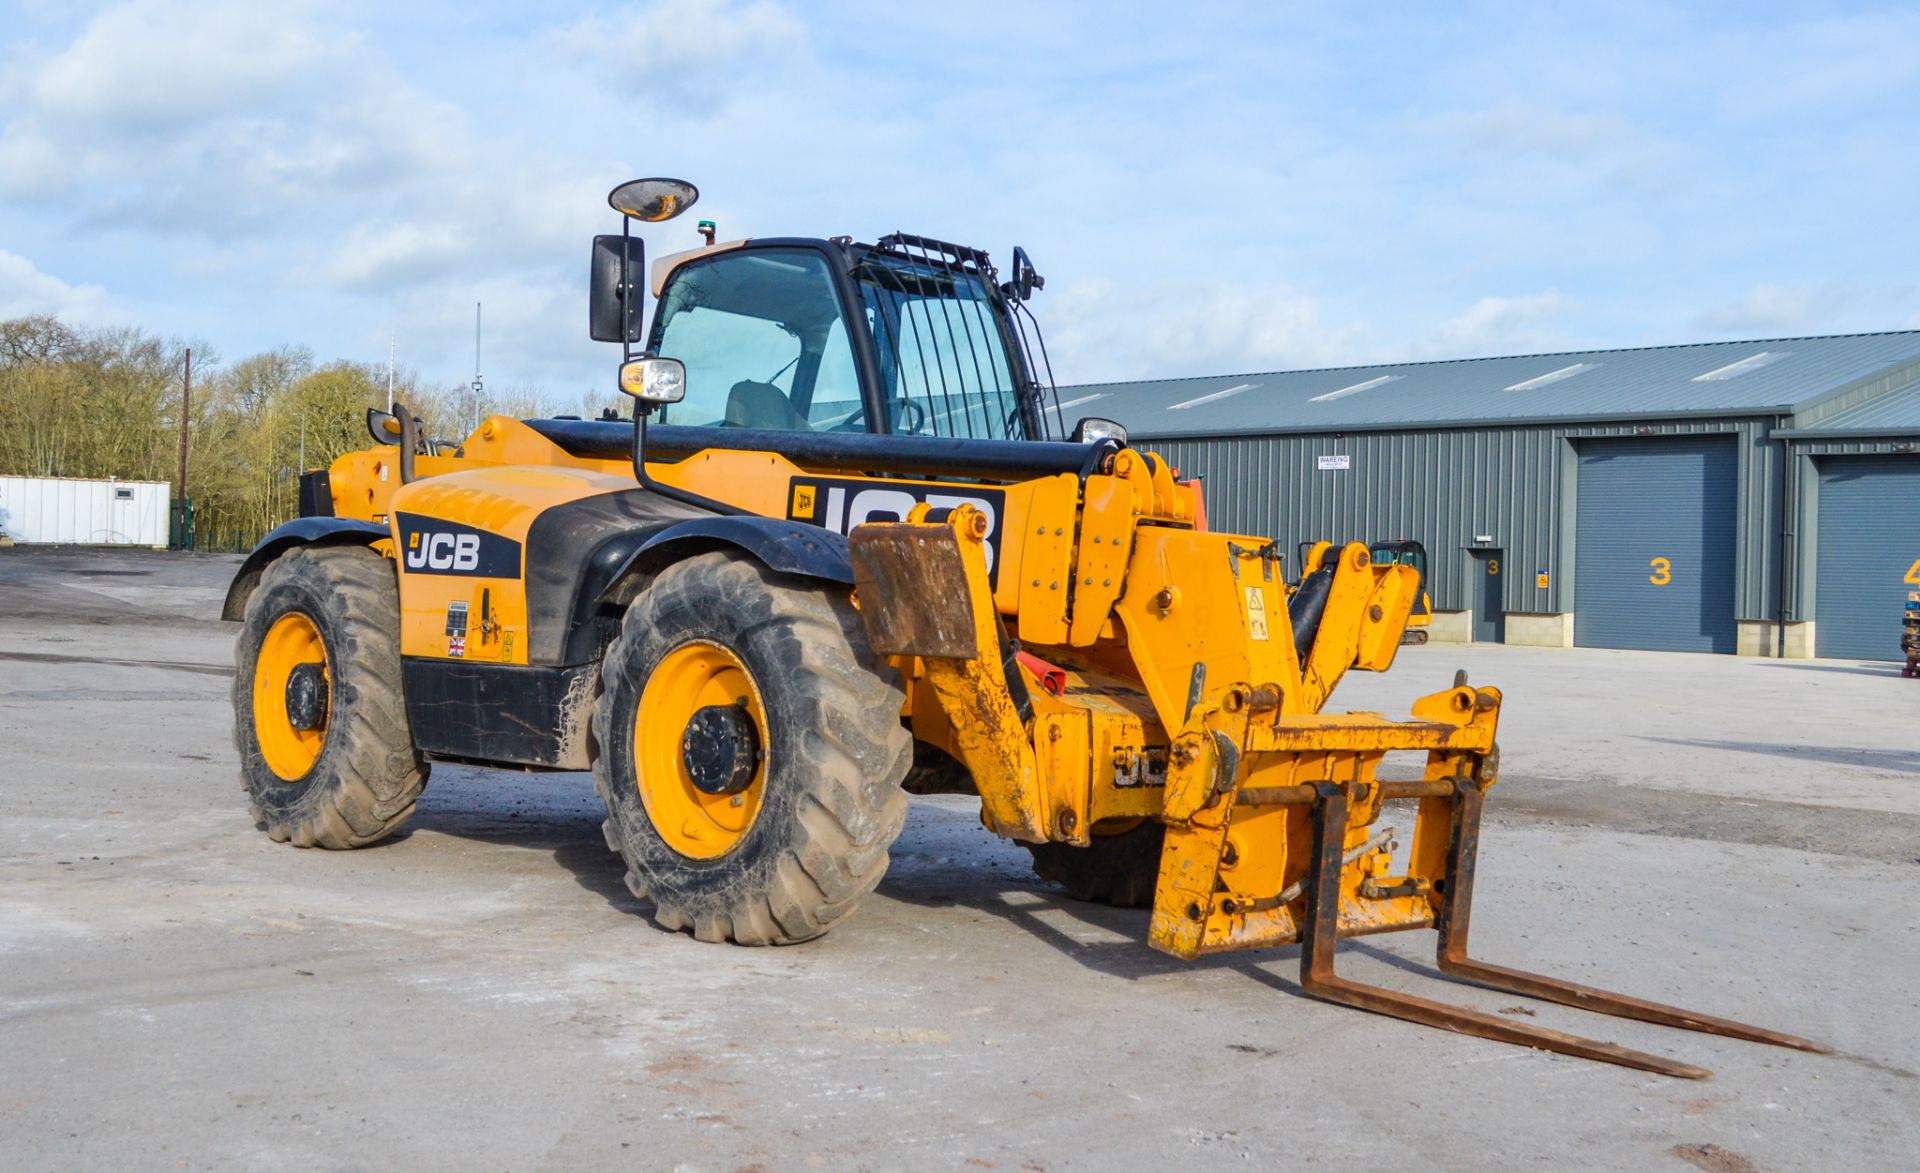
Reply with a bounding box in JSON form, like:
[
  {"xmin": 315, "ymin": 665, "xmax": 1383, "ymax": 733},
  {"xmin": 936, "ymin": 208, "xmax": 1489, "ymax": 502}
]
[
  {"xmin": 223, "ymin": 178, "xmax": 1821, "ymax": 1078},
  {"xmin": 1298, "ymin": 538, "xmax": 1432, "ymax": 644}
]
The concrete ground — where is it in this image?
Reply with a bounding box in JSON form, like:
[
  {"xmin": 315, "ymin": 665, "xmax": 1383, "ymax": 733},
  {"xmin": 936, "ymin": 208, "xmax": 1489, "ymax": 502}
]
[{"xmin": 1, "ymin": 546, "xmax": 1915, "ymax": 1172}]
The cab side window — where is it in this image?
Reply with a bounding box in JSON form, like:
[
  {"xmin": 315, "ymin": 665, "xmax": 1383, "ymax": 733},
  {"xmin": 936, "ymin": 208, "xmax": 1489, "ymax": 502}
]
[{"xmin": 650, "ymin": 248, "xmax": 861, "ymax": 431}]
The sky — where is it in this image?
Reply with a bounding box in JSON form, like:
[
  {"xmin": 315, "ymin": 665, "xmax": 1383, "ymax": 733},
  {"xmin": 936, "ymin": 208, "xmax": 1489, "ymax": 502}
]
[{"xmin": 2, "ymin": 0, "xmax": 1917, "ymax": 400}]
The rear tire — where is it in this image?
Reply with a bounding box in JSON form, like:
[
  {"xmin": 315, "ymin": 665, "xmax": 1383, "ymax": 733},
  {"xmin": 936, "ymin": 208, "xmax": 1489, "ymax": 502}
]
[
  {"xmin": 901, "ymin": 743, "xmax": 975, "ymax": 795},
  {"xmin": 1025, "ymin": 822, "xmax": 1165, "ymax": 907},
  {"xmin": 232, "ymin": 545, "xmax": 428, "ymax": 848},
  {"xmin": 592, "ymin": 552, "xmax": 912, "ymax": 945}
]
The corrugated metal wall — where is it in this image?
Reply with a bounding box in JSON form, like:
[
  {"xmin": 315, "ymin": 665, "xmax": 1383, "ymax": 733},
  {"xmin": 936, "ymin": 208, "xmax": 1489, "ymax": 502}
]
[{"xmin": 1145, "ymin": 417, "xmax": 1783, "ymax": 620}]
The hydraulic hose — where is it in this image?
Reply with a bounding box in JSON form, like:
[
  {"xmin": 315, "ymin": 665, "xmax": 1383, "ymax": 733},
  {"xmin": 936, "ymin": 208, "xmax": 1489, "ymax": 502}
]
[
  {"xmin": 395, "ymin": 403, "xmax": 418, "ymax": 484},
  {"xmin": 1288, "ymin": 568, "xmax": 1334, "ymax": 659}
]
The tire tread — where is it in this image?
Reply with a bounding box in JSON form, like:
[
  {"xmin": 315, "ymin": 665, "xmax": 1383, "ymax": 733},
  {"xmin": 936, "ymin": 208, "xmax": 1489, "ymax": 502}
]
[
  {"xmin": 232, "ymin": 545, "xmax": 428, "ymax": 849},
  {"xmin": 591, "ymin": 552, "xmax": 911, "ymax": 945}
]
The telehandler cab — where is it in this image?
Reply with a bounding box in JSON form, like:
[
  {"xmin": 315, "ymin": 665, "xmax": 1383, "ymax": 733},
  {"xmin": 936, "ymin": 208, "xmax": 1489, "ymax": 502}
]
[{"xmin": 225, "ymin": 178, "xmax": 1821, "ymax": 1077}]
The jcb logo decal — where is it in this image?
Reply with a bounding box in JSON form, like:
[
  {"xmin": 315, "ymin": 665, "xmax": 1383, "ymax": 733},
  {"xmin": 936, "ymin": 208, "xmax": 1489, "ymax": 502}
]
[
  {"xmin": 785, "ymin": 477, "xmax": 1006, "ymax": 583},
  {"xmin": 396, "ymin": 513, "xmax": 521, "ymax": 578},
  {"xmin": 410, "ymin": 531, "xmax": 480, "ymax": 571}
]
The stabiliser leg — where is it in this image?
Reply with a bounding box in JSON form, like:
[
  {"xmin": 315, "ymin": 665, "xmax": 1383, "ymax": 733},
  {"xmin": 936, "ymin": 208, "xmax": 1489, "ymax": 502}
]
[
  {"xmin": 1297, "ymin": 784, "xmax": 1714, "ymax": 1079},
  {"xmin": 1434, "ymin": 780, "xmax": 1830, "ymax": 1056}
]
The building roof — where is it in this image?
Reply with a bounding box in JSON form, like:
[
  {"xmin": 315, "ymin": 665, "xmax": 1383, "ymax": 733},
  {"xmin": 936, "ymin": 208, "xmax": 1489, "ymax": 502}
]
[
  {"xmin": 1785, "ymin": 378, "xmax": 1920, "ymax": 435},
  {"xmin": 1062, "ymin": 330, "xmax": 1920, "ymax": 437}
]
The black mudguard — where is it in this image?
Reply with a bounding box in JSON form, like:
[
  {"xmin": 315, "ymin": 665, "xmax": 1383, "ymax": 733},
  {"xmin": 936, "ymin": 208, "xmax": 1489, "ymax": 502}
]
[
  {"xmin": 222, "ymin": 518, "xmax": 390, "ymax": 621},
  {"xmin": 530, "ymin": 495, "xmax": 853, "ymax": 668},
  {"xmin": 611, "ymin": 516, "xmax": 855, "ymax": 595}
]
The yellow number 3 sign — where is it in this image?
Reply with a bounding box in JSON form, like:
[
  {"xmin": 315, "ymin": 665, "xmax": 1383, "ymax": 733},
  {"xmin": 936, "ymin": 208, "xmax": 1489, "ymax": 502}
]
[{"xmin": 1650, "ymin": 556, "xmax": 1672, "ymax": 586}]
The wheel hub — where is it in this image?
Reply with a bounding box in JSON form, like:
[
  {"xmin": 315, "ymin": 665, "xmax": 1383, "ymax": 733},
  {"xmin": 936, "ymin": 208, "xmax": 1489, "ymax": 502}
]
[
  {"xmin": 253, "ymin": 611, "xmax": 329, "ymax": 781},
  {"xmin": 635, "ymin": 639, "xmax": 768, "ymax": 859},
  {"xmin": 680, "ymin": 703, "xmax": 760, "ymax": 795},
  {"xmin": 285, "ymin": 662, "xmax": 329, "ymax": 731}
]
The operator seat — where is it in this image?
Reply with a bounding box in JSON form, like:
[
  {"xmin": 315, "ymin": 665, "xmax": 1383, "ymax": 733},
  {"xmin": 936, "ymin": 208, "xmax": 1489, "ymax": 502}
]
[{"xmin": 724, "ymin": 380, "xmax": 812, "ymax": 431}]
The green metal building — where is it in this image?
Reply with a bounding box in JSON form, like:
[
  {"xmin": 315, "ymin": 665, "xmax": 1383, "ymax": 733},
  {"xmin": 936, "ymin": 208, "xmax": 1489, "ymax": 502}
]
[{"xmin": 1064, "ymin": 331, "xmax": 1920, "ymax": 659}]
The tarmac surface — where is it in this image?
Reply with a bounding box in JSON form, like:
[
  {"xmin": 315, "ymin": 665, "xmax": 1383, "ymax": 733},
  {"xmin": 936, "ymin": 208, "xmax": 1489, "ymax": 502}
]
[{"xmin": 2, "ymin": 545, "xmax": 1916, "ymax": 1171}]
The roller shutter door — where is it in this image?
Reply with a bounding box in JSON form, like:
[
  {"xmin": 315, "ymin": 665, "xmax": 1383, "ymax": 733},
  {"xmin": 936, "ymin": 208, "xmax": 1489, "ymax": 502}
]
[
  {"xmin": 1574, "ymin": 436, "xmax": 1738, "ymax": 652},
  {"xmin": 1814, "ymin": 454, "xmax": 1920, "ymax": 661}
]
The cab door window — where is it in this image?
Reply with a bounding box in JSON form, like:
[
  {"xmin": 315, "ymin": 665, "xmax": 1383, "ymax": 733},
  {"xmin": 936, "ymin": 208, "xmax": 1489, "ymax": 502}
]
[{"xmin": 650, "ymin": 248, "xmax": 861, "ymax": 431}]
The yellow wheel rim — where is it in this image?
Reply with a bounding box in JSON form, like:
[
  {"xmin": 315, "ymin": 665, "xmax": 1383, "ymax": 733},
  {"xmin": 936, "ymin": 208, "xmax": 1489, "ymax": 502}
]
[
  {"xmin": 635, "ymin": 640, "xmax": 769, "ymax": 860},
  {"xmin": 252, "ymin": 612, "xmax": 330, "ymax": 781}
]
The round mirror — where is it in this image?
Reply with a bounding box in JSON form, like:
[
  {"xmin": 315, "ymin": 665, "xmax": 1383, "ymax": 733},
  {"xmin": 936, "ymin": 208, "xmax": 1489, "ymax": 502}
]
[{"xmin": 607, "ymin": 178, "xmax": 699, "ymax": 223}]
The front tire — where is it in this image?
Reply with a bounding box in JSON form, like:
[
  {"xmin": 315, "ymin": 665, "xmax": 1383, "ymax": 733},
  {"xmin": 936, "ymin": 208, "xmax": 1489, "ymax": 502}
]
[
  {"xmin": 592, "ymin": 552, "xmax": 912, "ymax": 945},
  {"xmin": 232, "ymin": 545, "xmax": 428, "ymax": 848}
]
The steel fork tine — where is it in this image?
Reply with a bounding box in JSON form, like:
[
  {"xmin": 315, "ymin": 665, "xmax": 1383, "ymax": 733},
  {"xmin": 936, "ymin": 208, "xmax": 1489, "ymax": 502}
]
[
  {"xmin": 1434, "ymin": 782, "xmax": 1830, "ymax": 1054},
  {"xmin": 1298, "ymin": 784, "xmax": 1713, "ymax": 1079}
]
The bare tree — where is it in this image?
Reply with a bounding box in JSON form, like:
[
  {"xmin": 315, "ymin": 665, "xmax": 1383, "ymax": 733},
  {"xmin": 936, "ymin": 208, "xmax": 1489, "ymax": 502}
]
[{"xmin": 0, "ymin": 316, "xmax": 596, "ymax": 550}]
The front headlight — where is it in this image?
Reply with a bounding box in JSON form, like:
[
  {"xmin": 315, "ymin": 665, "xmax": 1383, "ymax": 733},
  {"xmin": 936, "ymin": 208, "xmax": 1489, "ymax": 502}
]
[
  {"xmin": 618, "ymin": 356, "xmax": 687, "ymax": 405},
  {"xmin": 1072, "ymin": 416, "xmax": 1128, "ymax": 446}
]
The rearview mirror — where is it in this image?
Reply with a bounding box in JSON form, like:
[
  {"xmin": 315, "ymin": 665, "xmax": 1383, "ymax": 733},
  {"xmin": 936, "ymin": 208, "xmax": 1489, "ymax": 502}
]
[
  {"xmin": 366, "ymin": 407, "xmax": 402, "ymax": 445},
  {"xmin": 1003, "ymin": 246, "xmax": 1045, "ymax": 302},
  {"xmin": 618, "ymin": 356, "xmax": 687, "ymax": 405},
  {"xmin": 607, "ymin": 177, "xmax": 699, "ymax": 223},
  {"xmin": 590, "ymin": 234, "xmax": 647, "ymax": 343}
]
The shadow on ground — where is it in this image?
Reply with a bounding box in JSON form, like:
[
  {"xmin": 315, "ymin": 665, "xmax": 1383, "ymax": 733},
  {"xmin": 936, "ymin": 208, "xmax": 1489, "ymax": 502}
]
[
  {"xmin": 397, "ymin": 765, "xmax": 650, "ymax": 918},
  {"xmin": 390, "ymin": 759, "xmax": 1892, "ymax": 1040},
  {"xmin": 1754, "ymin": 660, "xmax": 1905, "ymax": 679},
  {"xmin": 1636, "ymin": 736, "xmax": 1920, "ymax": 775},
  {"xmin": 395, "ymin": 767, "xmax": 1338, "ymax": 995}
]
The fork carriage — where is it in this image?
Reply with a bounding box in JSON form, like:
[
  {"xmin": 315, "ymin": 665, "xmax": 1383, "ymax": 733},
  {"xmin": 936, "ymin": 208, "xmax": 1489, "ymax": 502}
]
[{"xmin": 853, "ymin": 506, "xmax": 1825, "ymax": 1078}]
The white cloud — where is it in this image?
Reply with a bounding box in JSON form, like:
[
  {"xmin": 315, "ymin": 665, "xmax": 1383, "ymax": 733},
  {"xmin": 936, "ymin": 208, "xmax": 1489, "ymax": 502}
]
[
  {"xmin": 311, "ymin": 162, "xmax": 623, "ymax": 296},
  {"xmin": 1440, "ymin": 104, "xmax": 1635, "ymax": 159},
  {"xmin": 0, "ymin": 4, "xmax": 1914, "ymax": 397},
  {"xmin": 1711, "ymin": 10, "xmax": 1920, "ymax": 123},
  {"xmin": 1416, "ymin": 289, "xmax": 1579, "ymax": 359},
  {"xmin": 0, "ymin": 251, "xmax": 111, "ymax": 321},
  {"xmin": 554, "ymin": 0, "xmax": 807, "ymax": 108},
  {"xmin": 1046, "ymin": 280, "xmax": 1591, "ymax": 383},
  {"xmin": 7, "ymin": 0, "xmax": 347, "ymax": 131},
  {"xmin": 1139, "ymin": 284, "xmax": 1367, "ymax": 376},
  {"xmin": 1045, "ymin": 277, "xmax": 1369, "ymax": 383},
  {"xmin": 1424, "ymin": 102, "xmax": 1678, "ymax": 190},
  {"xmin": 1692, "ymin": 282, "xmax": 1854, "ymax": 336},
  {"xmin": 389, "ymin": 273, "xmax": 592, "ymax": 401},
  {"xmin": 323, "ymin": 222, "xmax": 475, "ymax": 291},
  {"xmin": 0, "ymin": 0, "xmax": 466, "ymax": 227}
]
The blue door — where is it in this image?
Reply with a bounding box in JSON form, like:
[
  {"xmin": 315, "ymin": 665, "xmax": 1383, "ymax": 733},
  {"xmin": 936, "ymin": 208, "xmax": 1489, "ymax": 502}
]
[
  {"xmin": 1469, "ymin": 549, "xmax": 1505, "ymax": 643},
  {"xmin": 1574, "ymin": 437, "xmax": 1738, "ymax": 653},
  {"xmin": 1815, "ymin": 454, "xmax": 1920, "ymax": 661}
]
